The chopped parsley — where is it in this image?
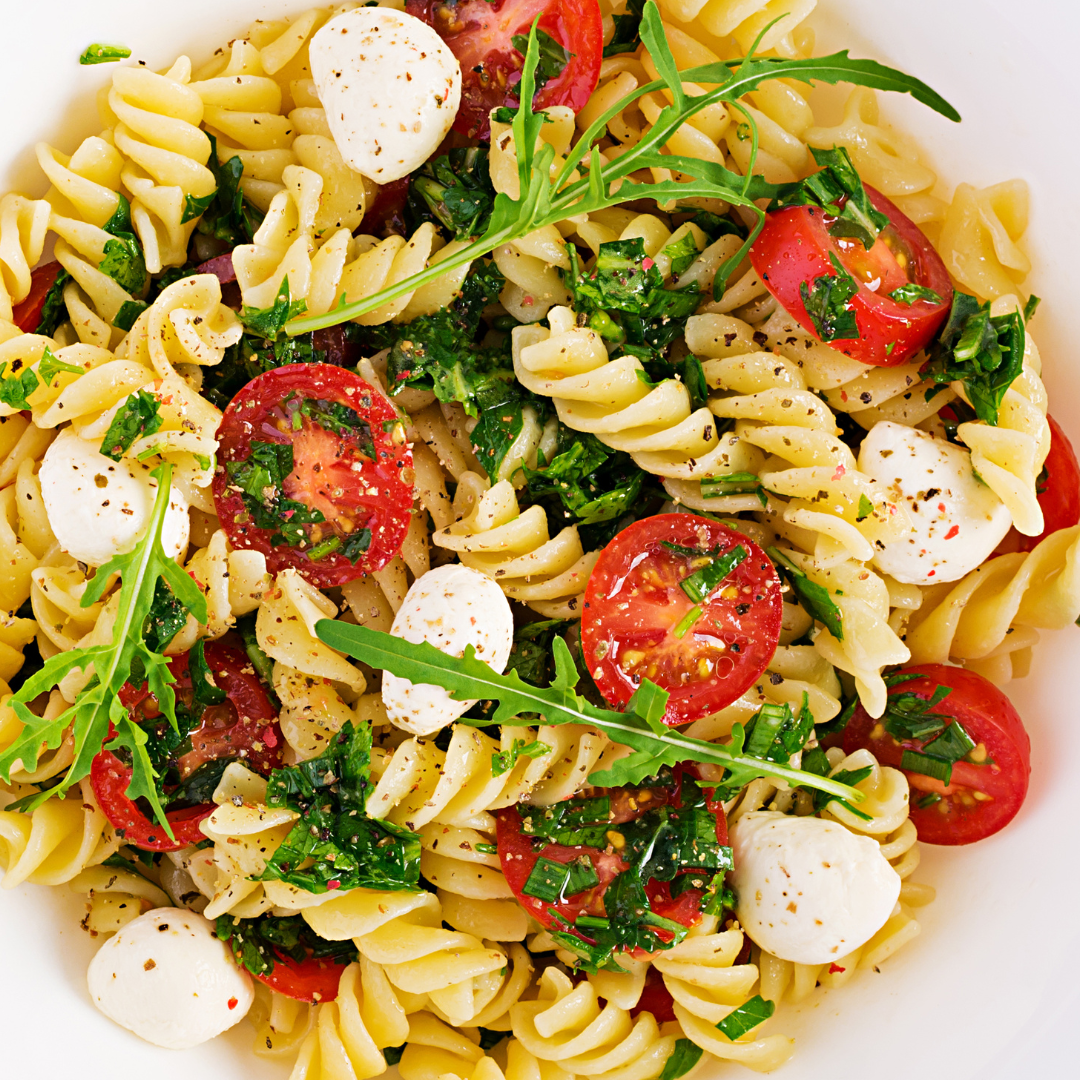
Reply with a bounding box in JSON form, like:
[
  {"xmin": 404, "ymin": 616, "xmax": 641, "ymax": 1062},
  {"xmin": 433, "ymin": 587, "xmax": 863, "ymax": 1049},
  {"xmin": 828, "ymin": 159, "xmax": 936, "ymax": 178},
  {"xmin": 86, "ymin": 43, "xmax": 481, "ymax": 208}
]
[
  {"xmin": 216, "ymin": 913, "xmax": 357, "ymax": 981},
  {"xmin": 99, "ymin": 389, "xmax": 163, "ymax": 461},
  {"xmin": 99, "ymin": 194, "xmax": 147, "ymax": 296},
  {"xmin": 799, "ymin": 251, "xmax": 859, "ymax": 342},
  {"xmin": 407, "ymin": 147, "xmax": 495, "ymax": 240},
  {"xmin": 767, "ymin": 547, "xmax": 844, "ymax": 640}
]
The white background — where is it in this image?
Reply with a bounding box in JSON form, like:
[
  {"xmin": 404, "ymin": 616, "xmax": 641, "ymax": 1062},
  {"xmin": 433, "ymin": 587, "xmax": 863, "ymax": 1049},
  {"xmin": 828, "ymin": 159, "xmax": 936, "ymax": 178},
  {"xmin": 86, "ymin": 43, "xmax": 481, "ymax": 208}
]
[{"xmin": 2, "ymin": 1, "xmax": 1079, "ymax": 1077}]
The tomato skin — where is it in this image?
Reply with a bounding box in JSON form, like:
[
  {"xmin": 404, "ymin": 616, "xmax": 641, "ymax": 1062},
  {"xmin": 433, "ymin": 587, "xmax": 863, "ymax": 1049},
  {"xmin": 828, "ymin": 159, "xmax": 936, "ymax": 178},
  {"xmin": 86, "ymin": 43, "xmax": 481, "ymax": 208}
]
[
  {"xmin": 12, "ymin": 262, "xmax": 64, "ymax": 333},
  {"xmin": 252, "ymin": 955, "xmax": 347, "ymax": 1003},
  {"xmin": 213, "ymin": 365, "xmax": 414, "ymax": 589},
  {"xmin": 92, "ymin": 641, "xmax": 284, "ymax": 851},
  {"xmin": 1016, "ymin": 415, "xmax": 1080, "ymax": 551},
  {"xmin": 581, "ymin": 514, "xmax": 783, "ymax": 726},
  {"xmin": 750, "ymin": 186, "xmax": 952, "ymax": 367},
  {"xmin": 843, "ymin": 664, "xmax": 1030, "ymax": 845},
  {"xmin": 360, "ymin": 176, "xmax": 410, "ymax": 239},
  {"xmin": 630, "ymin": 969, "xmax": 676, "ymax": 1023},
  {"xmin": 406, "ymin": 0, "xmax": 603, "ymax": 140}
]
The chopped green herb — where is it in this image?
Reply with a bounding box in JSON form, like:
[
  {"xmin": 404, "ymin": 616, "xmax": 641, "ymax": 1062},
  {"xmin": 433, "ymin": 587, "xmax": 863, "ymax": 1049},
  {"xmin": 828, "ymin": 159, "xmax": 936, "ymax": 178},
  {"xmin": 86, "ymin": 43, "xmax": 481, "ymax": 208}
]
[
  {"xmin": 856, "ymin": 493, "xmax": 875, "ymax": 521},
  {"xmin": 0, "ymin": 362, "xmax": 39, "ymax": 410},
  {"xmin": 1023, "ymin": 294, "xmax": 1041, "ymax": 323},
  {"xmin": 901, "ymin": 749, "xmax": 953, "ymax": 785},
  {"xmin": 216, "ymin": 913, "xmax": 356, "ymax": 979},
  {"xmin": 113, "ymin": 299, "xmax": 149, "ymax": 332},
  {"xmin": 603, "ymin": 0, "xmax": 646, "ymax": 57},
  {"xmin": 240, "ymin": 276, "xmax": 308, "ymax": 341},
  {"xmin": 922, "ymin": 290, "xmax": 1025, "ymax": 426},
  {"xmin": 922, "ymin": 720, "xmax": 976, "ymax": 764},
  {"xmin": 881, "ymin": 679, "xmax": 952, "ymax": 742},
  {"xmin": 799, "ymin": 251, "xmax": 859, "ymax": 342},
  {"xmin": 673, "ymin": 605, "xmax": 703, "ymax": 639},
  {"xmin": 715, "ymin": 995, "xmax": 775, "ymax": 1040},
  {"xmin": 182, "ymin": 190, "xmax": 216, "ymax": 226},
  {"xmin": 674, "ymin": 544, "xmax": 747, "ymax": 605},
  {"xmin": 699, "ymin": 471, "xmax": 767, "ymax": 508},
  {"xmin": 99, "ymin": 193, "xmax": 147, "ymax": 295},
  {"xmin": 37, "ymin": 349, "xmax": 84, "ymax": 386},
  {"xmin": 523, "ymin": 855, "xmax": 600, "ymax": 903},
  {"xmin": 406, "ymin": 147, "xmax": 495, "ymax": 240},
  {"xmin": 658, "ymin": 1039, "xmax": 704, "ymax": 1080},
  {"xmin": 492, "ymin": 737, "xmax": 552, "ymax": 776},
  {"xmin": 511, "ymin": 28, "xmax": 574, "ymax": 91},
  {"xmin": 80, "ymin": 44, "xmax": 131, "ymax": 65},
  {"xmin": 916, "ymin": 792, "xmax": 942, "ymax": 809},
  {"xmin": 99, "ymin": 389, "xmax": 163, "ymax": 461},
  {"xmin": 888, "ymin": 283, "xmax": 943, "ymax": 306},
  {"xmin": 197, "ymin": 135, "xmax": 264, "ymax": 247},
  {"xmin": 768, "ymin": 547, "xmax": 844, "ymax": 640},
  {"xmin": 35, "ymin": 270, "xmax": 73, "ymax": 336}
]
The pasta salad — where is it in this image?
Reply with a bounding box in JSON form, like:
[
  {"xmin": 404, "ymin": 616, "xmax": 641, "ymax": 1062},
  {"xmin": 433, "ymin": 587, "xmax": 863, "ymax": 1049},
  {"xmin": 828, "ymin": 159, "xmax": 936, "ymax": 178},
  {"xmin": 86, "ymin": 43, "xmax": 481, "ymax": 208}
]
[{"xmin": 0, "ymin": 0, "xmax": 1074, "ymax": 1075}]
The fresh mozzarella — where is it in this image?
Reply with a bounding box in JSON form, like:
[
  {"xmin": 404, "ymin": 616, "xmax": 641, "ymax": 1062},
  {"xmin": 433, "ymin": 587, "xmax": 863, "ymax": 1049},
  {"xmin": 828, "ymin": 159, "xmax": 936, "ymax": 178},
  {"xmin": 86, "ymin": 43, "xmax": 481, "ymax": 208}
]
[
  {"xmin": 39, "ymin": 429, "xmax": 189, "ymax": 567},
  {"xmin": 730, "ymin": 811, "xmax": 900, "ymax": 965},
  {"xmin": 310, "ymin": 7, "xmax": 461, "ymax": 183},
  {"xmin": 86, "ymin": 908, "xmax": 252, "ymax": 1049},
  {"xmin": 857, "ymin": 420, "xmax": 1012, "ymax": 585},
  {"xmin": 383, "ymin": 564, "xmax": 514, "ymax": 736}
]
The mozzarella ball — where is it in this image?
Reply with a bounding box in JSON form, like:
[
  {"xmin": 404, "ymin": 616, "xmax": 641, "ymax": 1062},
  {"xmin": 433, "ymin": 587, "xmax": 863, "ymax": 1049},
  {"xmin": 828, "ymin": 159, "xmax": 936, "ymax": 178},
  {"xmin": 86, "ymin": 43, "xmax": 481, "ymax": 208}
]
[
  {"xmin": 39, "ymin": 429, "xmax": 190, "ymax": 566},
  {"xmin": 310, "ymin": 7, "xmax": 461, "ymax": 183},
  {"xmin": 383, "ymin": 564, "xmax": 514, "ymax": 736},
  {"xmin": 857, "ymin": 421, "xmax": 1012, "ymax": 585},
  {"xmin": 730, "ymin": 811, "xmax": 900, "ymax": 965},
  {"xmin": 86, "ymin": 908, "xmax": 252, "ymax": 1049}
]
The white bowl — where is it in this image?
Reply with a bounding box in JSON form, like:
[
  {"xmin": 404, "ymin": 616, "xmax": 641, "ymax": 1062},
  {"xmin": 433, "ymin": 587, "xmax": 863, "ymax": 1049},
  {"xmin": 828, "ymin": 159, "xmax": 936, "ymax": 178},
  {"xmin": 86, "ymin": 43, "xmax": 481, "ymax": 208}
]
[{"xmin": 2, "ymin": 2, "xmax": 1078, "ymax": 1077}]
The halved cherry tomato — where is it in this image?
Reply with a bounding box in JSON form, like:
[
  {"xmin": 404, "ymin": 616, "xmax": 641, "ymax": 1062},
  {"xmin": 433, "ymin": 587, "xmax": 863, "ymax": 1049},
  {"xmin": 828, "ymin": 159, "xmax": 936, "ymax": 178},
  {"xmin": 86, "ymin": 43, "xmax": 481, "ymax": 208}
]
[
  {"xmin": 751, "ymin": 185, "xmax": 952, "ymax": 366},
  {"xmin": 92, "ymin": 641, "xmax": 284, "ymax": 852},
  {"xmin": 843, "ymin": 664, "xmax": 1031, "ymax": 845},
  {"xmin": 630, "ymin": 969, "xmax": 676, "ymax": 1023},
  {"xmin": 581, "ymin": 514, "xmax": 783, "ymax": 725},
  {"xmin": 1015, "ymin": 415, "xmax": 1080, "ymax": 552},
  {"xmin": 213, "ymin": 365, "xmax": 414, "ymax": 589},
  {"xmin": 253, "ymin": 954, "xmax": 348, "ymax": 1003},
  {"xmin": 360, "ymin": 176, "xmax": 410, "ymax": 239},
  {"xmin": 496, "ymin": 777, "xmax": 728, "ymax": 953},
  {"xmin": 406, "ymin": 0, "xmax": 603, "ymax": 140},
  {"xmin": 12, "ymin": 262, "xmax": 64, "ymax": 333}
]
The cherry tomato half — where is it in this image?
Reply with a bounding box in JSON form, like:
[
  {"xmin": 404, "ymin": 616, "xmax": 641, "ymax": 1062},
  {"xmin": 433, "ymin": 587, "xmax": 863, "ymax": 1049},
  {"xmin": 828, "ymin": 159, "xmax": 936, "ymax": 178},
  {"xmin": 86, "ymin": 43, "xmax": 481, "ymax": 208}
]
[
  {"xmin": 581, "ymin": 514, "xmax": 783, "ymax": 725},
  {"xmin": 12, "ymin": 262, "xmax": 64, "ymax": 333},
  {"xmin": 751, "ymin": 185, "xmax": 952, "ymax": 366},
  {"xmin": 843, "ymin": 664, "xmax": 1031, "ymax": 845},
  {"xmin": 93, "ymin": 641, "xmax": 284, "ymax": 852},
  {"xmin": 253, "ymin": 954, "xmax": 348, "ymax": 1003},
  {"xmin": 213, "ymin": 365, "xmax": 414, "ymax": 589},
  {"xmin": 496, "ymin": 778, "xmax": 728, "ymax": 955},
  {"xmin": 406, "ymin": 0, "xmax": 603, "ymax": 140}
]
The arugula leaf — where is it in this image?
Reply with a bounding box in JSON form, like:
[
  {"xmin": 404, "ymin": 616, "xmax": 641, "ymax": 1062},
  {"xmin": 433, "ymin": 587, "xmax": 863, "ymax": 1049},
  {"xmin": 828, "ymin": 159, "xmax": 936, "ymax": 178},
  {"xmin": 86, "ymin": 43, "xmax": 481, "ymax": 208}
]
[
  {"xmin": 767, "ymin": 547, "xmax": 844, "ymax": 640},
  {"xmin": 314, "ymin": 621, "xmax": 865, "ymax": 805},
  {"xmin": 511, "ymin": 28, "xmax": 575, "ymax": 91},
  {"xmin": 604, "ymin": 0, "xmax": 646, "ymax": 57},
  {"xmin": 0, "ymin": 362, "xmax": 39, "ymax": 410},
  {"xmin": 921, "ymin": 290, "xmax": 1025, "ymax": 425},
  {"xmin": 284, "ymin": 4, "xmax": 960, "ymax": 337},
  {"xmin": 504, "ymin": 618, "xmax": 574, "ymax": 687},
  {"xmin": 197, "ymin": 134, "xmax": 264, "ymax": 246},
  {"xmin": 240, "ymin": 276, "xmax": 307, "ymax": 340},
  {"xmin": 35, "ymin": 270, "xmax": 73, "ymax": 337},
  {"xmin": 100, "ymin": 194, "xmax": 147, "ymax": 295},
  {"xmin": 99, "ymin": 389, "xmax": 163, "ymax": 461},
  {"xmin": 0, "ymin": 464, "xmax": 207, "ymax": 829},
  {"xmin": 799, "ymin": 251, "xmax": 859, "ymax": 341},
  {"xmin": 216, "ymin": 912, "xmax": 357, "ymax": 980},
  {"xmin": 888, "ymin": 283, "xmax": 943, "ymax": 306},
  {"xmin": 715, "ymin": 995, "xmax": 775, "ymax": 1040},
  {"xmin": 80, "ymin": 43, "xmax": 131, "ymax": 64},
  {"xmin": 260, "ymin": 722, "xmax": 421, "ymax": 893}
]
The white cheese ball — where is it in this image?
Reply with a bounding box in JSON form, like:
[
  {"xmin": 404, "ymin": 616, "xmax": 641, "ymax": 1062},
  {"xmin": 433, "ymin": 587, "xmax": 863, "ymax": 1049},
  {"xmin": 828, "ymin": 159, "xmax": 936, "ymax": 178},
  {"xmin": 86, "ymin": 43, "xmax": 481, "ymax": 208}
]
[
  {"xmin": 858, "ymin": 420, "xmax": 1012, "ymax": 585},
  {"xmin": 730, "ymin": 811, "xmax": 900, "ymax": 965},
  {"xmin": 39, "ymin": 429, "xmax": 190, "ymax": 567},
  {"xmin": 86, "ymin": 908, "xmax": 252, "ymax": 1049},
  {"xmin": 383, "ymin": 563, "xmax": 514, "ymax": 736},
  {"xmin": 310, "ymin": 7, "xmax": 462, "ymax": 183}
]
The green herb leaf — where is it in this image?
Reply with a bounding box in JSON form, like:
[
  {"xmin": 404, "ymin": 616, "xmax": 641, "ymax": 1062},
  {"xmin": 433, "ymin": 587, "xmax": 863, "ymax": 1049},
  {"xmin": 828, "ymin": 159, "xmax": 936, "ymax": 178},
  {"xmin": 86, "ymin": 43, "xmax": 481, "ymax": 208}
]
[
  {"xmin": 523, "ymin": 855, "xmax": 600, "ymax": 902},
  {"xmin": 675, "ymin": 544, "xmax": 747, "ymax": 605},
  {"xmin": 407, "ymin": 147, "xmax": 495, "ymax": 240},
  {"xmin": 511, "ymin": 28, "xmax": 575, "ymax": 91},
  {"xmin": 659, "ymin": 1039, "xmax": 704, "ymax": 1080},
  {"xmin": 603, "ymin": 0, "xmax": 646, "ymax": 57},
  {"xmin": 216, "ymin": 912, "xmax": 357, "ymax": 979},
  {"xmin": 921, "ymin": 290, "xmax": 1025, "ymax": 425},
  {"xmin": 99, "ymin": 194, "xmax": 147, "ymax": 295},
  {"xmin": 35, "ymin": 270, "xmax": 73, "ymax": 337},
  {"xmin": 888, "ymin": 283, "xmax": 943, "ymax": 306},
  {"xmin": 261, "ymin": 721, "xmax": 420, "ymax": 893},
  {"xmin": 856, "ymin": 493, "xmax": 874, "ymax": 521},
  {"xmin": 0, "ymin": 464, "xmax": 207, "ymax": 829},
  {"xmin": 768, "ymin": 547, "xmax": 844, "ymax": 640},
  {"xmin": 197, "ymin": 135, "xmax": 264, "ymax": 246},
  {"xmin": 314, "ymin": 621, "xmax": 865, "ymax": 804},
  {"xmin": 715, "ymin": 995, "xmax": 775, "ymax": 1040},
  {"xmin": 921, "ymin": 720, "xmax": 976, "ymax": 764},
  {"xmin": 99, "ymin": 388, "xmax": 163, "ymax": 461},
  {"xmin": 699, "ymin": 472, "xmax": 768, "ymax": 509},
  {"xmin": 900, "ymin": 749, "xmax": 953, "ymax": 785},
  {"xmin": 0, "ymin": 362, "xmax": 39, "ymax": 410},
  {"xmin": 143, "ymin": 577, "xmax": 189, "ymax": 654},
  {"xmin": 38, "ymin": 348, "xmax": 84, "ymax": 384},
  {"xmin": 240, "ymin": 276, "xmax": 308, "ymax": 340},
  {"xmin": 182, "ymin": 190, "xmax": 216, "ymax": 226},
  {"xmin": 113, "ymin": 299, "xmax": 149, "ymax": 332},
  {"xmin": 799, "ymin": 251, "xmax": 859, "ymax": 341},
  {"xmin": 1023, "ymin": 294, "xmax": 1041, "ymax": 323},
  {"xmin": 492, "ymin": 737, "xmax": 552, "ymax": 776},
  {"xmin": 881, "ymin": 682, "xmax": 952, "ymax": 742},
  {"xmin": 80, "ymin": 44, "xmax": 131, "ymax": 65}
]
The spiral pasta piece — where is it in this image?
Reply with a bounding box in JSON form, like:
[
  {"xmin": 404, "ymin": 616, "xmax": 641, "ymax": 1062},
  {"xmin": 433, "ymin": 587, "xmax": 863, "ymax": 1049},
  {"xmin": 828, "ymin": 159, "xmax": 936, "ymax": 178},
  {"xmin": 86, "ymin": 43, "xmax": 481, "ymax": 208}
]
[
  {"xmin": 0, "ymin": 194, "xmax": 50, "ymax": 322},
  {"xmin": 432, "ymin": 472, "xmax": 598, "ymax": 619}
]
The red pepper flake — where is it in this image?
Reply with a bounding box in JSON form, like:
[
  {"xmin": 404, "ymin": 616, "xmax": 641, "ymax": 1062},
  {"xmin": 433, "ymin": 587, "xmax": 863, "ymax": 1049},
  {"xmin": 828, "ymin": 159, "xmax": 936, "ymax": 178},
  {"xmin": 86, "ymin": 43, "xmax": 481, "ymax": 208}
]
[
  {"xmin": 831, "ymin": 464, "xmax": 846, "ymax": 481},
  {"xmin": 938, "ymin": 502, "xmax": 946, "ymax": 513},
  {"xmin": 945, "ymin": 525, "xmax": 959, "ymax": 540},
  {"xmin": 642, "ymin": 257, "xmax": 655, "ymax": 270},
  {"xmin": 327, "ymin": 879, "xmax": 341, "ymax": 890},
  {"xmin": 522, "ymin": 295, "xmax": 534, "ymax": 306},
  {"xmin": 828, "ymin": 963, "xmax": 845, "ymax": 974},
  {"xmin": 927, "ymin": 569, "xmax": 936, "ymax": 577},
  {"xmin": 228, "ymin": 997, "xmax": 239, "ymax": 1010},
  {"xmin": 263, "ymin": 726, "xmax": 279, "ymax": 748}
]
